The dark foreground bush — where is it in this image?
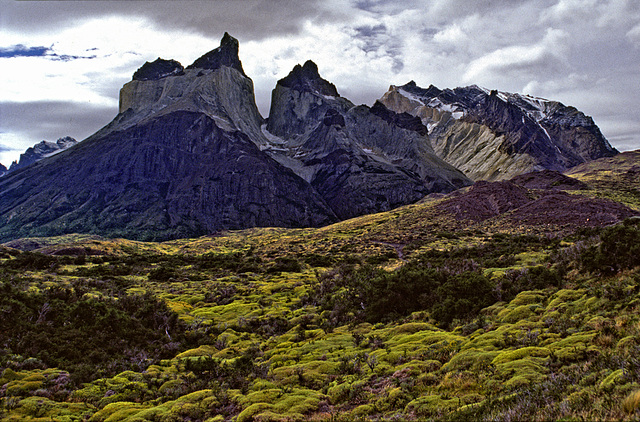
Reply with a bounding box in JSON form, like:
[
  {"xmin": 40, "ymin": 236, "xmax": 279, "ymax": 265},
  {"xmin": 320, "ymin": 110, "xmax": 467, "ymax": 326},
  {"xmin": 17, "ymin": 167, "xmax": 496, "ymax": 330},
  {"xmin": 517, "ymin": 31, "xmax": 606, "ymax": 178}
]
[
  {"xmin": 0, "ymin": 281, "xmax": 205, "ymax": 385},
  {"xmin": 312, "ymin": 264, "xmax": 495, "ymax": 327},
  {"xmin": 581, "ymin": 218, "xmax": 640, "ymax": 274}
]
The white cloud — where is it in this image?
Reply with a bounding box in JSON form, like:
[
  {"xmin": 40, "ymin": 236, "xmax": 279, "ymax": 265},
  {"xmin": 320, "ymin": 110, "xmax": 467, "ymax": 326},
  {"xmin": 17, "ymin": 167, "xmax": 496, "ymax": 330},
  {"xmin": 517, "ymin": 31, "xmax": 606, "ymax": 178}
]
[
  {"xmin": 627, "ymin": 23, "xmax": 640, "ymax": 46},
  {"xmin": 0, "ymin": 16, "xmax": 222, "ymax": 106},
  {"xmin": 462, "ymin": 28, "xmax": 570, "ymax": 86},
  {"xmin": 541, "ymin": 0, "xmax": 600, "ymax": 22},
  {"xmin": 0, "ymin": 132, "xmax": 26, "ymax": 167}
]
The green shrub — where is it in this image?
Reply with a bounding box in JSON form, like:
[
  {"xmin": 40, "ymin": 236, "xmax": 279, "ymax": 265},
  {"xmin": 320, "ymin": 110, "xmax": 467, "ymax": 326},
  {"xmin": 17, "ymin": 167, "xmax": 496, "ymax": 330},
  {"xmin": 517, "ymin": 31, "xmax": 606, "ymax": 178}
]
[
  {"xmin": 237, "ymin": 403, "xmax": 273, "ymax": 422},
  {"xmin": 581, "ymin": 219, "xmax": 640, "ymax": 274},
  {"xmin": 0, "ymin": 281, "xmax": 204, "ymax": 386}
]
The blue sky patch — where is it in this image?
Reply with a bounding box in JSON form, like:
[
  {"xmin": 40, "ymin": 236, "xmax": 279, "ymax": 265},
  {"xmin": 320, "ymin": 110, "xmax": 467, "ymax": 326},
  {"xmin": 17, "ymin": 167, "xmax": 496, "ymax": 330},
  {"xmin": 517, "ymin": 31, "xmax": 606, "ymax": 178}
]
[
  {"xmin": 0, "ymin": 44, "xmax": 97, "ymax": 61},
  {"xmin": 0, "ymin": 44, "xmax": 51, "ymax": 58}
]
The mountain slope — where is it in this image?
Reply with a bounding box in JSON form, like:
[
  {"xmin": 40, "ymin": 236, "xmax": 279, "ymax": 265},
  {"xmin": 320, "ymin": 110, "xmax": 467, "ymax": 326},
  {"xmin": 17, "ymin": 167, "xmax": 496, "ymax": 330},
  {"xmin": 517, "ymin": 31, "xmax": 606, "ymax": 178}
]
[
  {"xmin": 565, "ymin": 149, "xmax": 640, "ymax": 210},
  {"xmin": 379, "ymin": 82, "xmax": 617, "ymax": 181},
  {"xmin": 0, "ymin": 110, "xmax": 336, "ymax": 241}
]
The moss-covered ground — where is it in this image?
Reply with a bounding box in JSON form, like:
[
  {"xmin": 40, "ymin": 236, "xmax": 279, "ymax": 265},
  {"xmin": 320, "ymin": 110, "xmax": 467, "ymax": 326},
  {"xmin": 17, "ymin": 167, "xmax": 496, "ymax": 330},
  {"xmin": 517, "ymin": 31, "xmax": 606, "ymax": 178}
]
[{"xmin": 1, "ymin": 200, "xmax": 640, "ymax": 420}]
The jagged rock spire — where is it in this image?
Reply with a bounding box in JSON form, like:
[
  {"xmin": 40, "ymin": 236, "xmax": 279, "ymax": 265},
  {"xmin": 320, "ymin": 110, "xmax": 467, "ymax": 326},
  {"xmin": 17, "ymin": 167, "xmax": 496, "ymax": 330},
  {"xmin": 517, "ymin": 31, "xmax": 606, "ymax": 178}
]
[
  {"xmin": 278, "ymin": 60, "xmax": 339, "ymax": 97},
  {"xmin": 187, "ymin": 32, "xmax": 246, "ymax": 77}
]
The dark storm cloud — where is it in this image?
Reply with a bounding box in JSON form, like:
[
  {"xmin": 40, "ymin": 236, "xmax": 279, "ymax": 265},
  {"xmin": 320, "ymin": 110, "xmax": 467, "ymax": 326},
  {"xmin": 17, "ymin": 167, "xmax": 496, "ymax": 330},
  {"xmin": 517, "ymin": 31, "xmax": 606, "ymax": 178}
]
[
  {"xmin": 0, "ymin": 101, "xmax": 116, "ymax": 144},
  {"xmin": 1, "ymin": 0, "xmax": 338, "ymax": 41},
  {"xmin": 354, "ymin": 24, "xmax": 388, "ymax": 53}
]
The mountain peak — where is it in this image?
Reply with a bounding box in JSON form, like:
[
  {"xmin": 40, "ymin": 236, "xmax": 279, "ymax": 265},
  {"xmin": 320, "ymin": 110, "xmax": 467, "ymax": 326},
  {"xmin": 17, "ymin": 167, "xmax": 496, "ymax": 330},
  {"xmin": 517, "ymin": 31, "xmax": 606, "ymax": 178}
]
[
  {"xmin": 133, "ymin": 58, "xmax": 184, "ymax": 81},
  {"xmin": 278, "ymin": 60, "xmax": 339, "ymax": 97},
  {"xmin": 6, "ymin": 137, "xmax": 78, "ymax": 173},
  {"xmin": 399, "ymin": 81, "xmax": 442, "ymax": 98},
  {"xmin": 187, "ymin": 32, "xmax": 246, "ymax": 76}
]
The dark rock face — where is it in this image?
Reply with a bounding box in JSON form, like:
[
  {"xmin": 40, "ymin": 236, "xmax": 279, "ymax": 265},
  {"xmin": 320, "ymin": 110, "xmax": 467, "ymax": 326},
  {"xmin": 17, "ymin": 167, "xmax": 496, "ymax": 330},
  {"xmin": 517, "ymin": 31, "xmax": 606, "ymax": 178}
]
[
  {"xmin": 266, "ymin": 63, "xmax": 353, "ymax": 140},
  {"xmin": 8, "ymin": 137, "xmax": 78, "ymax": 173},
  {"xmin": 0, "ymin": 111, "xmax": 336, "ymax": 242},
  {"xmin": 278, "ymin": 60, "xmax": 339, "ymax": 97},
  {"xmin": 133, "ymin": 58, "xmax": 184, "ymax": 81},
  {"xmin": 298, "ymin": 116, "xmax": 433, "ymax": 219},
  {"xmin": 322, "ymin": 109, "xmax": 346, "ymax": 128},
  {"xmin": 187, "ymin": 32, "xmax": 246, "ymax": 77},
  {"xmin": 0, "ymin": 163, "xmax": 6, "ymax": 177},
  {"xmin": 369, "ymin": 101, "xmax": 427, "ymax": 136}
]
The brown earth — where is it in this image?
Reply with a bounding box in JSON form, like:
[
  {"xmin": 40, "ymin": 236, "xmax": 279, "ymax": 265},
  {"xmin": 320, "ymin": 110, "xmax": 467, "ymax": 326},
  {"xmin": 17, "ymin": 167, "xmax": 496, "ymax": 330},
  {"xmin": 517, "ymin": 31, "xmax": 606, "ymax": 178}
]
[{"xmin": 435, "ymin": 173, "xmax": 639, "ymax": 231}]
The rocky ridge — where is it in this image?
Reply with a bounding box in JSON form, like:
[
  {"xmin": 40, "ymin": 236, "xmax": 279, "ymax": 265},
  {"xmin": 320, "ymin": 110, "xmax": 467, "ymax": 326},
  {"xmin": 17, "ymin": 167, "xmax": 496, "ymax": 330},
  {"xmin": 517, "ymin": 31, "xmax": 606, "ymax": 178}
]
[
  {"xmin": 264, "ymin": 60, "xmax": 471, "ymax": 219},
  {"xmin": 379, "ymin": 82, "xmax": 617, "ymax": 181},
  {"xmin": 5, "ymin": 137, "xmax": 78, "ymax": 173}
]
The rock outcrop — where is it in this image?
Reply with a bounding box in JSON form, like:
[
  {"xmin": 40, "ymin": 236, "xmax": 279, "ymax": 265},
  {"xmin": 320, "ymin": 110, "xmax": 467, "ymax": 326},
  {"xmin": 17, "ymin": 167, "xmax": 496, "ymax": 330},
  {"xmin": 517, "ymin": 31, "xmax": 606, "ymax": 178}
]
[
  {"xmin": 133, "ymin": 58, "xmax": 184, "ymax": 81},
  {"xmin": 379, "ymin": 82, "xmax": 617, "ymax": 181},
  {"xmin": 115, "ymin": 32, "xmax": 266, "ymax": 146}
]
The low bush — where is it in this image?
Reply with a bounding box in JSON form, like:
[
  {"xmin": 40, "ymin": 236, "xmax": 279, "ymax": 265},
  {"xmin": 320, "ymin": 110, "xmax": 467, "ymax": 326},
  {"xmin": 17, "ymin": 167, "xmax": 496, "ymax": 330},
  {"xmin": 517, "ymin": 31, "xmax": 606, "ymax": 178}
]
[{"xmin": 0, "ymin": 281, "xmax": 204, "ymax": 385}]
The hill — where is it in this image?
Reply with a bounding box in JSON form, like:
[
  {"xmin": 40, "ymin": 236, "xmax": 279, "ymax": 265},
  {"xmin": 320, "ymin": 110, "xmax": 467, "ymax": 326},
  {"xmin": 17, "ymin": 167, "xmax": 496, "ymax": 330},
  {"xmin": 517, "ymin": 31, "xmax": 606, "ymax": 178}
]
[{"xmin": 565, "ymin": 150, "xmax": 640, "ymax": 210}]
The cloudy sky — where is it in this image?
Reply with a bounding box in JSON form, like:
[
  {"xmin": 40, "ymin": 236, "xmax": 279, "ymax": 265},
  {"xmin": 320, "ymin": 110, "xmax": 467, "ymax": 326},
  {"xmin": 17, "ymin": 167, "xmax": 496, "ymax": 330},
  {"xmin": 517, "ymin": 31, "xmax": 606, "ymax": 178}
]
[{"xmin": 1, "ymin": 0, "xmax": 639, "ymax": 167}]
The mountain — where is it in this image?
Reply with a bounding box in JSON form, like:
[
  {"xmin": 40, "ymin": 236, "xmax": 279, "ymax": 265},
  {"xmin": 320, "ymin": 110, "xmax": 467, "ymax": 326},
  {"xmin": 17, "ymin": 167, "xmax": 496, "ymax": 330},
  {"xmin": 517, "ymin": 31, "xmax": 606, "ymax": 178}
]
[
  {"xmin": 0, "ymin": 34, "xmax": 336, "ymax": 241},
  {"xmin": 2, "ymin": 137, "xmax": 78, "ymax": 174},
  {"xmin": 0, "ymin": 34, "xmax": 468, "ymax": 242},
  {"xmin": 379, "ymin": 82, "xmax": 617, "ymax": 181},
  {"xmin": 0, "ymin": 34, "xmax": 620, "ymax": 242},
  {"xmin": 264, "ymin": 60, "xmax": 471, "ymax": 219},
  {"xmin": 0, "ymin": 163, "xmax": 6, "ymax": 177}
]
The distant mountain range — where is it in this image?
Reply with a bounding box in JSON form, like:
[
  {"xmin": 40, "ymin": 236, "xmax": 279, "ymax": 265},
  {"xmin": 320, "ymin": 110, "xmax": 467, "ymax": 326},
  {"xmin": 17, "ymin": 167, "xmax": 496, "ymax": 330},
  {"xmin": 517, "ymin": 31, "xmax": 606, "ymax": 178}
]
[
  {"xmin": 0, "ymin": 137, "xmax": 77, "ymax": 176},
  {"xmin": 0, "ymin": 33, "xmax": 619, "ymax": 242},
  {"xmin": 380, "ymin": 82, "xmax": 616, "ymax": 181}
]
